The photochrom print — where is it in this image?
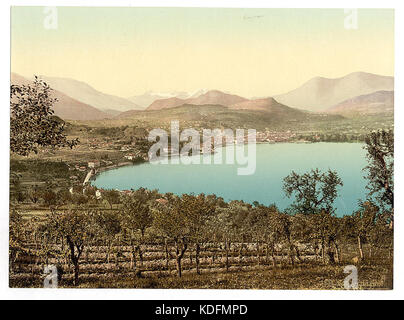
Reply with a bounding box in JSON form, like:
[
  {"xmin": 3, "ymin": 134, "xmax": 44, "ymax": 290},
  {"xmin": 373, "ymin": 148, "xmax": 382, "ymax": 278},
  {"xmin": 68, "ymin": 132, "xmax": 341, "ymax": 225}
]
[{"xmin": 9, "ymin": 7, "xmax": 394, "ymax": 289}]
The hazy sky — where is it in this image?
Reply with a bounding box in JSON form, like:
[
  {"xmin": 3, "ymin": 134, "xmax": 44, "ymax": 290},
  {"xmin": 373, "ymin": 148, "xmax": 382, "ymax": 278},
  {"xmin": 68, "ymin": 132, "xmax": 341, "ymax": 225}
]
[{"xmin": 11, "ymin": 7, "xmax": 394, "ymax": 98}]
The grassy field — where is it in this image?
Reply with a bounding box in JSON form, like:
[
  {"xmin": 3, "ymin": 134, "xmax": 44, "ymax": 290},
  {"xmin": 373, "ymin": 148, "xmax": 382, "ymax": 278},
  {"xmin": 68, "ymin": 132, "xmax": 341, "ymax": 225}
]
[
  {"xmin": 9, "ymin": 237, "xmax": 392, "ymax": 289},
  {"xmin": 10, "ymin": 204, "xmax": 393, "ymax": 289}
]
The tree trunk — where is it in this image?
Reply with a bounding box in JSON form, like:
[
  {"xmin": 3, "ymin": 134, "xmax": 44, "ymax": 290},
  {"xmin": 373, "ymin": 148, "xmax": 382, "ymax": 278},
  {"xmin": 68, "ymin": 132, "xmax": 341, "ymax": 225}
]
[
  {"xmin": 67, "ymin": 237, "xmax": 83, "ymax": 287},
  {"xmin": 333, "ymin": 240, "xmax": 340, "ymax": 264},
  {"xmin": 165, "ymin": 239, "xmax": 169, "ymax": 269},
  {"xmin": 74, "ymin": 262, "xmax": 79, "ymax": 287},
  {"xmin": 358, "ymin": 235, "xmax": 364, "ymax": 261},
  {"xmin": 131, "ymin": 242, "xmax": 137, "ymax": 271},
  {"xmin": 138, "ymin": 245, "xmax": 144, "ymax": 267},
  {"xmin": 294, "ymin": 244, "xmax": 303, "ymax": 263},
  {"xmin": 289, "ymin": 246, "xmax": 295, "ymax": 266},
  {"xmin": 321, "ymin": 239, "xmax": 326, "ymax": 264},
  {"xmin": 176, "ymin": 257, "xmax": 182, "ymax": 278},
  {"xmin": 106, "ymin": 241, "xmax": 111, "ymax": 264},
  {"xmin": 174, "ymin": 238, "xmax": 187, "ymax": 278},
  {"xmin": 195, "ymin": 243, "xmax": 201, "ymax": 275},
  {"xmin": 225, "ymin": 240, "xmax": 230, "ymax": 272},
  {"xmin": 271, "ymin": 244, "xmax": 277, "ymax": 268},
  {"xmin": 238, "ymin": 243, "xmax": 244, "ymax": 265}
]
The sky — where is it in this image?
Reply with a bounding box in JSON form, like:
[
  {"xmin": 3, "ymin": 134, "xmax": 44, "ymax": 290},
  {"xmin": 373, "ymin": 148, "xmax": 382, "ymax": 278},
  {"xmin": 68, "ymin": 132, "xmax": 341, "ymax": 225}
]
[{"xmin": 11, "ymin": 7, "xmax": 394, "ymax": 98}]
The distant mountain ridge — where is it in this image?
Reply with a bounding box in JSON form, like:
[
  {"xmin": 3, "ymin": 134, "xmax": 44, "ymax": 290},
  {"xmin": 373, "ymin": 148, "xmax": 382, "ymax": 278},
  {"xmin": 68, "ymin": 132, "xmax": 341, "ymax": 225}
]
[
  {"xmin": 147, "ymin": 90, "xmax": 248, "ymax": 110},
  {"xmin": 128, "ymin": 89, "xmax": 210, "ymax": 109},
  {"xmin": 275, "ymin": 72, "xmax": 394, "ymax": 112},
  {"xmin": 128, "ymin": 91, "xmax": 189, "ymax": 109},
  {"xmin": 11, "ymin": 71, "xmax": 394, "ymax": 122},
  {"xmin": 230, "ymin": 97, "xmax": 284, "ymax": 111},
  {"xmin": 37, "ymin": 75, "xmax": 141, "ymax": 112},
  {"xmin": 327, "ymin": 90, "xmax": 394, "ymax": 116},
  {"xmin": 11, "ymin": 73, "xmax": 111, "ymax": 121}
]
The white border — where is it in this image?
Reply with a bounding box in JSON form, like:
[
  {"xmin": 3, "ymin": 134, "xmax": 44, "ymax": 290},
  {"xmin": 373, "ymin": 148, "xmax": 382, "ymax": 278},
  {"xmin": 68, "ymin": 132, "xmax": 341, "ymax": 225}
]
[{"xmin": 1, "ymin": 0, "xmax": 402, "ymax": 300}]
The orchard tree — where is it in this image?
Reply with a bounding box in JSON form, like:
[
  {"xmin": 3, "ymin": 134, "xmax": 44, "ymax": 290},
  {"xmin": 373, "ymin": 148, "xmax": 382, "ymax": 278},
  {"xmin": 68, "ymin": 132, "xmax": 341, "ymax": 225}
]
[
  {"xmin": 152, "ymin": 196, "xmax": 189, "ymax": 278},
  {"xmin": 45, "ymin": 208, "xmax": 97, "ymax": 286},
  {"xmin": 292, "ymin": 211, "xmax": 342, "ymax": 264},
  {"xmin": 10, "ymin": 76, "xmax": 78, "ymax": 156},
  {"xmin": 181, "ymin": 194, "xmax": 216, "ymax": 275},
  {"xmin": 41, "ymin": 188, "xmax": 57, "ymax": 207},
  {"xmin": 10, "ymin": 173, "xmax": 26, "ymax": 203},
  {"xmin": 245, "ymin": 205, "xmax": 270, "ymax": 266},
  {"xmin": 264, "ymin": 206, "xmax": 286, "ymax": 267},
  {"xmin": 9, "ymin": 210, "xmax": 26, "ymax": 273},
  {"xmin": 346, "ymin": 201, "xmax": 379, "ymax": 262},
  {"xmin": 95, "ymin": 210, "xmax": 122, "ymax": 264},
  {"xmin": 120, "ymin": 189, "xmax": 154, "ymax": 270},
  {"xmin": 363, "ymin": 130, "xmax": 394, "ymax": 214},
  {"xmin": 283, "ymin": 169, "xmax": 343, "ymax": 215},
  {"xmin": 210, "ymin": 201, "xmax": 249, "ymax": 272},
  {"xmin": 103, "ymin": 189, "xmax": 121, "ymax": 209},
  {"xmin": 28, "ymin": 185, "xmax": 41, "ymax": 204}
]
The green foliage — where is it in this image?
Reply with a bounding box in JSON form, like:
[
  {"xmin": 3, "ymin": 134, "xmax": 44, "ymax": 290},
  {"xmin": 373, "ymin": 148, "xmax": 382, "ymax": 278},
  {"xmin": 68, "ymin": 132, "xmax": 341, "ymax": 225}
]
[
  {"xmin": 363, "ymin": 130, "xmax": 394, "ymax": 210},
  {"xmin": 103, "ymin": 189, "xmax": 121, "ymax": 209},
  {"xmin": 45, "ymin": 208, "xmax": 98, "ymax": 286},
  {"xmin": 10, "ymin": 159, "xmax": 76, "ymax": 180},
  {"xmin": 120, "ymin": 189, "xmax": 154, "ymax": 238},
  {"xmin": 283, "ymin": 169, "xmax": 343, "ymax": 215},
  {"xmin": 10, "ymin": 77, "xmax": 78, "ymax": 156}
]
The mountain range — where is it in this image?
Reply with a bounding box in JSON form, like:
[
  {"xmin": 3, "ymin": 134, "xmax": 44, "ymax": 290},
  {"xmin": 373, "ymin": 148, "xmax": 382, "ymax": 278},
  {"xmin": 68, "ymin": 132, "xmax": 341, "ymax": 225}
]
[
  {"xmin": 327, "ymin": 90, "xmax": 394, "ymax": 116},
  {"xmin": 37, "ymin": 75, "xmax": 141, "ymax": 113},
  {"xmin": 10, "ymin": 71, "xmax": 394, "ymax": 121},
  {"xmin": 127, "ymin": 90, "xmax": 209, "ymax": 109},
  {"xmin": 11, "ymin": 73, "xmax": 111, "ymax": 121},
  {"xmin": 147, "ymin": 90, "xmax": 248, "ymax": 110},
  {"xmin": 274, "ymin": 72, "xmax": 394, "ymax": 112}
]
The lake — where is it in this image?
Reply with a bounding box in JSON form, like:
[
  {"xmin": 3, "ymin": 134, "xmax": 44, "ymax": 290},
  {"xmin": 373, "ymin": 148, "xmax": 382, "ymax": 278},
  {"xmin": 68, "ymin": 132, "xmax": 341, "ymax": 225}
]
[{"xmin": 92, "ymin": 142, "xmax": 368, "ymax": 216}]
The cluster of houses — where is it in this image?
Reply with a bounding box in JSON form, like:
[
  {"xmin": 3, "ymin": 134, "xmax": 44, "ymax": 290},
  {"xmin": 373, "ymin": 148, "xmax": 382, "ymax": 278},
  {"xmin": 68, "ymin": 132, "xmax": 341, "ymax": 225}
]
[
  {"xmin": 88, "ymin": 138, "xmax": 114, "ymax": 150},
  {"xmin": 255, "ymin": 130, "xmax": 296, "ymax": 143},
  {"xmin": 124, "ymin": 151, "xmax": 148, "ymax": 161}
]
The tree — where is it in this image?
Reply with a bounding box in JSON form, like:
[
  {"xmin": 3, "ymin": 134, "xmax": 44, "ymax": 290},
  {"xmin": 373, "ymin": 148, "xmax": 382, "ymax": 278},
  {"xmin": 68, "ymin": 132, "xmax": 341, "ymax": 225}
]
[
  {"xmin": 41, "ymin": 188, "xmax": 57, "ymax": 207},
  {"xmin": 95, "ymin": 210, "xmax": 122, "ymax": 264},
  {"xmin": 10, "ymin": 76, "xmax": 78, "ymax": 156},
  {"xmin": 28, "ymin": 185, "xmax": 41, "ymax": 204},
  {"xmin": 45, "ymin": 208, "xmax": 97, "ymax": 286},
  {"xmin": 103, "ymin": 189, "xmax": 121, "ymax": 209},
  {"xmin": 264, "ymin": 206, "xmax": 285, "ymax": 268},
  {"xmin": 245, "ymin": 205, "xmax": 268, "ymax": 266},
  {"xmin": 210, "ymin": 201, "xmax": 249, "ymax": 272},
  {"xmin": 10, "ymin": 174, "xmax": 26, "ymax": 203},
  {"xmin": 120, "ymin": 189, "xmax": 153, "ymax": 271},
  {"xmin": 56, "ymin": 189, "xmax": 72, "ymax": 205},
  {"xmin": 9, "ymin": 210, "xmax": 26, "ymax": 273},
  {"xmin": 283, "ymin": 169, "xmax": 343, "ymax": 215},
  {"xmin": 181, "ymin": 194, "xmax": 216, "ymax": 275},
  {"xmin": 363, "ymin": 130, "xmax": 394, "ymax": 214},
  {"xmin": 152, "ymin": 196, "xmax": 189, "ymax": 277},
  {"xmin": 346, "ymin": 201, "xmax": 379, "ymax": 262},
  {"xmin": 292, "ymin": 211, "xmax": 342, "ymax": 264}
]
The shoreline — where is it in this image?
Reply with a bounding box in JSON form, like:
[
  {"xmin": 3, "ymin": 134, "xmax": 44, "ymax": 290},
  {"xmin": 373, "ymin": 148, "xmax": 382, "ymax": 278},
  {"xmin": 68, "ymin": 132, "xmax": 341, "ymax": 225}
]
[{"xmin": 90, "ymin": 140, "xmax": 365, "ymax": 184}]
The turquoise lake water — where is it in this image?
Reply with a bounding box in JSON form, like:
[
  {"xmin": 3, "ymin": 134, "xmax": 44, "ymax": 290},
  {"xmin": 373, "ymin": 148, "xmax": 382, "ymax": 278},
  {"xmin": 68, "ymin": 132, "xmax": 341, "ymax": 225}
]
[{"xmin": 92, "ymin": 142, "xmax": 368, "ymax": 216}]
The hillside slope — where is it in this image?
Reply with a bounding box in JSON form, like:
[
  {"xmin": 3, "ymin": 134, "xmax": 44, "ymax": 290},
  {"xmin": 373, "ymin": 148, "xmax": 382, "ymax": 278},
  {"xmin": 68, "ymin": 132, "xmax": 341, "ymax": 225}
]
[
  {"xmin": 147, "ymin": 90, "xmax": 248, "ymax": 110},
  {"xmin": 275, "ymin": 72, "xmax": 394, "ymax": 111},
  {"xmin": 11, "ymin": 73, "xmax": 110, "ymax": 121},
  {"xmin": 38, "ymin": 75, "xmax": 141, "ymax": 112},
  {"xmin": 327, "ymin": 90, "xmax": 394, "ymax": 116},
  {"xmin": 230, "ymin": 97, "xmax": 285, "ymax": 111}
]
